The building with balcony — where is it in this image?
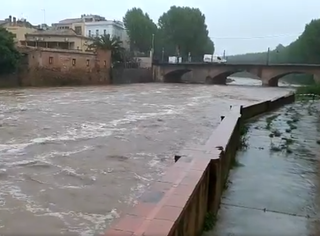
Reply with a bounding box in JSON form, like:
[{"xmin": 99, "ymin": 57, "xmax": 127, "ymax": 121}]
[
  {"xmin": 52, "ymin": 14, "xmax": 130, "ymax": 49},
  {"xmin": 0, "ymin": 15, "xmax": 37, "ymax": 45},
  {"xmin": 23, "ymin": 29, "xmax": 93, "ymax": 52},
  {"xmin": 51, "ymin": 14, "xmax": 106, "ymax": 36}
]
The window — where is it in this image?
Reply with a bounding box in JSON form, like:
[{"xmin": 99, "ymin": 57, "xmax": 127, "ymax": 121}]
[
  {"xmin": 86, "ymin": 59, "xmax": 89, "ymax": 67},
  {"xmin": 75, "ymin": 26, "xmax": 82, "ymax": 35},
  {"xmin": 88, "ymin": 30, "xmax": 91, "ymax": 37},
  {"xmin": 49, "ymin": 57, "xmax": 53, "ymax": 64},
  {"xmin": 96, "ymin": 29, "xmax": 99, "ymax": 37},
  {"xmin": 104, "ymin": 29, "xmax": 106, "ymax": 35},
  {"xmin": 12, "ymin": 33, "xmax": 17, "ymax": 38},
  {"xmin": 72, "ymin": 59, "xmax": 76, "ymax": 66}
]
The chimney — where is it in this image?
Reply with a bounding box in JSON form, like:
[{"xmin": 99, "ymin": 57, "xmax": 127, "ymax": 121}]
[
  {"xmin": 13, "ymin": 17, "xmax": 16, "ymax": 26},
  {"xmin": 9, "ymin": 15, "xmax": 12, "ymax": 25}
]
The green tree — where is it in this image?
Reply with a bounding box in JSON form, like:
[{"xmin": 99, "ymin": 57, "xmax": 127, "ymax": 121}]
[
  {"xmin": 158, "ymin": 6, "xmax": 212, "ymax": 58},
  {"xmin": 292, "ymin": 19, "xmax": 320, "ymax": 63},
  {"xmin": 205, "ymin": 37, "xmax": 215, "ymax": 54},
  {"xmin": 123, "ymin": 8, "xmax": 157, "ymax": 54},
  {"xmin": 88, "ymin": 34, "xmax": 124, "ymax": 63},
  {"xmin": 0, "ymin": 27, "xmax": 20, "ymax": 75}
]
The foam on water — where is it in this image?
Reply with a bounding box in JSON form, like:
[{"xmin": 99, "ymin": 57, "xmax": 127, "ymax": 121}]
[
  {"xmin": 4, "ymin": 146, "xmax": 93, "ymax": 168},
  {"xmin": 0, "ymin": 177, "xmax": 118, "ymax": 235},
  {"xmin": 0, "ymin": 143, "xmax": 30, "ymax": 155},
  {"xmin": 31, "ymin": 122, "xmax": 115, "ymax": 144}
]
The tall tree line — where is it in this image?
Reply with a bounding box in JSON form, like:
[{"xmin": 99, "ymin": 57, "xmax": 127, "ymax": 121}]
[
  {"xmin": 123, "ymin": 6, "xmax": 214, "ymax": 60},
  {"xmin": 227, "ymin": 19, "xmax": 320, "ymax": 84}
]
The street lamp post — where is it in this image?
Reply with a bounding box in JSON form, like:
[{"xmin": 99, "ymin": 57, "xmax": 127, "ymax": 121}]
[
  {"xmin": 266, "ymin": 47, "xmax": 270, "ymax": 65},
  {"xmin": 42, "ymin": 9, "xmax": 46, "ymax": 25}
]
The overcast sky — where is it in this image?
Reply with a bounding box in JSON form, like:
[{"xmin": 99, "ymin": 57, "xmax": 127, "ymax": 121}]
[{"xmin": 1, "ymin": 0, "xmax": 319, "ymax": 55}]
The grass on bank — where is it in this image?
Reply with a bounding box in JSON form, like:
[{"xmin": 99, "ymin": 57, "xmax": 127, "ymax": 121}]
[
  {"xmin": 265, "ymin": 114, "xmax": 279, "ymax": 130},
  {"xmin": 239, "ymin": 124, "xmax": 249, "ymax": 149},
  {"xmin": 296, "ymin": 84, "xmax": 320, "ymax": 99},
  {"xmin": 203, "ymin": 212, "xmax": 217, "ymax": 231}
]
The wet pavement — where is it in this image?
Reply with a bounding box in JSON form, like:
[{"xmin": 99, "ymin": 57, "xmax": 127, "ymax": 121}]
[
  {"xmin": 204, "ymin": 100, "xmax": 320, "ymax": 236},
  {"xmin": 0, "ymin": 80, "xmax": 291, "ymax": 235}
]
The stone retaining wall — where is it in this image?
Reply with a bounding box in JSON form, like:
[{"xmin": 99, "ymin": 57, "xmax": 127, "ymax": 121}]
[
  {"xmin": 112, "ymin": 68, "xmax": 153, "ymax": 84},
  {"xmin": 104, "ymin": 92, "xmax": 296, "ymax": 236}
]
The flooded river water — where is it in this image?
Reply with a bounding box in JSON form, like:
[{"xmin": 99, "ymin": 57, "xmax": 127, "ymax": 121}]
[{"xmin": 0, "ymin": 78, "xmax": 291, "ymax": 235}]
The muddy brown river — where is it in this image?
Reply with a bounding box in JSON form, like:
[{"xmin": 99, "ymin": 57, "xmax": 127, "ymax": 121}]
[{"xmin": 0, "ymin": 79, "xmax": 292, "ymax": 235}]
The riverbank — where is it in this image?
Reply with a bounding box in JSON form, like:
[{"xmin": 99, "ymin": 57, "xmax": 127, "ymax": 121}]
[
  {"xmin": 203, "ymin": 100, "xmax": 320, "ymax": 236},
  {"xmin": 0, "ymin": 68, "xmax": 153, "ymax": 88}
]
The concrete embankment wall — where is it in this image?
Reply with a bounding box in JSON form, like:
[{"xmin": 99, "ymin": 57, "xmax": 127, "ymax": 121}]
[
  {"xmin": 0, "ymin": 73, "xmax": 21, "ymax": 87},
  {"xmin": 111, "ymin": 68, "xmax": 153, "ymax": 84},
  {"xmin": 0, "ymin": 68, "xmax": 153, "ymax": 88},
  {"xmin": 104, "ymin": 92, "xmax": 295, "ymax": 236}
]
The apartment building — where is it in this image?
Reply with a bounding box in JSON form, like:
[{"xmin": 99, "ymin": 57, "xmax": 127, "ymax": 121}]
[
  {"xmin": 52, "ymin": 14, "xmax": 130, "ymax": 49},
  {"xmin": 85, "ymin": 20, "xmax": 129, "ymax": 49},
  {"xmin": 51, "ymin": 14, "xmax": 106, "ymax": 36},
  {"xmin": 0, "ymin": 15, "xmax": 37, "ymax": 45}
]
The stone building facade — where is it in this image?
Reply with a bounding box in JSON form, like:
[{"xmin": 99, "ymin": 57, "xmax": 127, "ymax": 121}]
[{"xmin": 22, "ymin": 48, "xmax": 111, "ymax": 86}]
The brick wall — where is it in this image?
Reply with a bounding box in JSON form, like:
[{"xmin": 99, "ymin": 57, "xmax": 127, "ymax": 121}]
[{"xmin": 22, "ymin": 48, "xmax": 111, "ymax": 86}]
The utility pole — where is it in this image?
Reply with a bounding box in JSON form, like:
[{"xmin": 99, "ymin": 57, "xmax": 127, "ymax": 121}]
[
  {"xmin": 42, "ymin": 9, "xmax": 46, "ymax": 25},
  {"xmin": 266, "ymin": 47, "xmax": 270, "ymax": 65},
  {"xmin": 151, "ymin": 34, "xmax": 155, "ymax": 60},
  {"xmin": 161, "ymin": 47, "xmax": 164, "ymax": 62},
  {"xmin": 223, "ymin": 50, "xmax": 226, "ymax": 59}
]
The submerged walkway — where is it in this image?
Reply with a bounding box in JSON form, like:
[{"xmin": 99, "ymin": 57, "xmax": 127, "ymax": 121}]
[{"xmin": 204, "ymin": 101, "xmax": 320, "ymax": 236}]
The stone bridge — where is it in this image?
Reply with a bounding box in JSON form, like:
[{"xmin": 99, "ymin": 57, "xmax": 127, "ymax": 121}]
[{"xmin": 152, "ymin": 63, "xmax": 320, "ymax": 86}]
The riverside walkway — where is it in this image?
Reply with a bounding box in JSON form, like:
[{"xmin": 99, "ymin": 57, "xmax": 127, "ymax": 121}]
[{"xmin": 203, "ymin": 101, "xmax": 320, "ymax": 236}]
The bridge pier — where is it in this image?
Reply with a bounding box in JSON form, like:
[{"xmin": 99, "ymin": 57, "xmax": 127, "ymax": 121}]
[
  {"xmin": 262, "ymin": 78, "xmax": 278, "ymax": 87},
  {"xmin": 314, "ymin": 74, "xmax": 320, "ymax": 84},
  {"xmin": 206, "ymin": 74, "xmax": 227, "ymax": 85}
]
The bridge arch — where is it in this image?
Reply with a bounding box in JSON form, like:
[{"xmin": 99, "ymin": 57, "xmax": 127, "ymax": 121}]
[
  {"xmin": 267, "ymin": 71, "xmax": 318, "ymax": 87},
  {"xmin": 207, "ymin": 70, "xmax": 261, "ymax": 85},
  {"xmin": 163, "ymin": 69, "xmax": 191, "ymax": 83}
]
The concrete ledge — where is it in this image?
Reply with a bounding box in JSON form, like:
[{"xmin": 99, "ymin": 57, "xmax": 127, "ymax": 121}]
[
  {"xmin": 105, "ymin": 157, "xmax": 212, "ymax": 236},
  {"xmin": 240, "ymin": 100, "xmax": 270, "ymax": 120},
  {"xmin": 104, "ymin": 92, "xmax": 296, "ymax": 236}
]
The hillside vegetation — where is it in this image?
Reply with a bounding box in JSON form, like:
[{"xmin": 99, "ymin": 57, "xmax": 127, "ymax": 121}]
[{"xmin": 227, "ymin": 19, "xmax": 320, "ymax": 85}]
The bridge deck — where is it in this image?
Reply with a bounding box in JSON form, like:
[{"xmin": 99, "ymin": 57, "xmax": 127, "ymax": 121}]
[
  {"xmin": 154, "ymin": 62, "xmax": 320, "ymax": 68},
  {"xmin": 203, "ymin": 104, "xmax": 320, "ymax": 236}
]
